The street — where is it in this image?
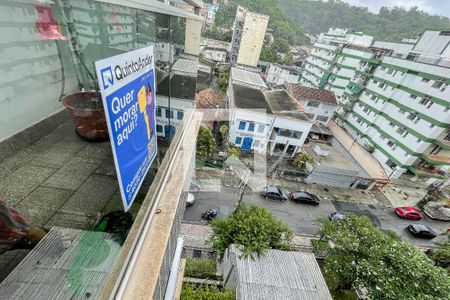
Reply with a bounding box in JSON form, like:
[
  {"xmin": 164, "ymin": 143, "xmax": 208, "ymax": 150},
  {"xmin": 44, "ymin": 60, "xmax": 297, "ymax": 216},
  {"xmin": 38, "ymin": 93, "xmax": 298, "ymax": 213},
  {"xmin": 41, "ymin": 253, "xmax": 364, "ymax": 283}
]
[{"xmin": 184, "ymin": 189, "xmax": 450, "ymax": 248}]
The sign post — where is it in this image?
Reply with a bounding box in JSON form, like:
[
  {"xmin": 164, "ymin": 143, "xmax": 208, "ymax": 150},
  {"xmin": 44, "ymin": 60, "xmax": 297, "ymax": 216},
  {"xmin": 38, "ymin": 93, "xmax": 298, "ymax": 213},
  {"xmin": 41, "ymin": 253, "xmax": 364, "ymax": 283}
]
[{"xmin": 95, "ymin": 46, "xmax": 157, "ymax": 211}]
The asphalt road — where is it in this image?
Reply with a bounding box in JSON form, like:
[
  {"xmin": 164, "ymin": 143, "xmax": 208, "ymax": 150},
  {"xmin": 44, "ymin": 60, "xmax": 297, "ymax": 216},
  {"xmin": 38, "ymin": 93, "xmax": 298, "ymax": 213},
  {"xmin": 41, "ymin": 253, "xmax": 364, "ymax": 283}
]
[{"xmin": 183, "ymin": 189, "xmax": 449, "ymax": 248}]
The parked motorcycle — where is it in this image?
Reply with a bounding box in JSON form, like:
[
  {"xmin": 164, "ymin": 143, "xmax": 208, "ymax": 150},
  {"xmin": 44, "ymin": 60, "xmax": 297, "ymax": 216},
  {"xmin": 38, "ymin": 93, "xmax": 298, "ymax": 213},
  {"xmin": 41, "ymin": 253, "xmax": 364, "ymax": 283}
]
[{"xmin": 201, "ymin": 209, "xmax": 217, "ymax": 221}]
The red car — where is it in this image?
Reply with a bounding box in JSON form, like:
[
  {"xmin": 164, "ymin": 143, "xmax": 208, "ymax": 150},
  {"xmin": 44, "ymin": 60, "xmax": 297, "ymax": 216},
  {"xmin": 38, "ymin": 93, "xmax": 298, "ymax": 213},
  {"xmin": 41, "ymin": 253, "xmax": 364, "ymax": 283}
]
[{"xmin": 395, "ymin": 206, "xmax": 423, "ymax": 220}]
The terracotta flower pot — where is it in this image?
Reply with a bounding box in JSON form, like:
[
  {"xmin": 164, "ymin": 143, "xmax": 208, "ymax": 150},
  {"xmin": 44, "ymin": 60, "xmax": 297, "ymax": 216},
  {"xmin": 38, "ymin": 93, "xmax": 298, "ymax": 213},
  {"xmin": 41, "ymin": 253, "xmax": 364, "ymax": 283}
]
[{"xmin": 62, "ymin": 91, "xmax": 109, "ymax": 141}]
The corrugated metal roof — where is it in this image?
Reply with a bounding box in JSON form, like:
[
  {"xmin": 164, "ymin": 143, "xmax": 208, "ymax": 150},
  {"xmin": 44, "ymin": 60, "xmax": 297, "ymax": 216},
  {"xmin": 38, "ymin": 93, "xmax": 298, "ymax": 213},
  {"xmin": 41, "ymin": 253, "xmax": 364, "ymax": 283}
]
[
  {"xmin": 231, "ymin": 68, "xmax": 267, "ymax": 89},
  {"xmin": 230, "ymin": 245, "xmax": 333, "ymax": 300},
  {"xmin": 0, "ymin": 227, "xmax": 121, "ymax": 300}
]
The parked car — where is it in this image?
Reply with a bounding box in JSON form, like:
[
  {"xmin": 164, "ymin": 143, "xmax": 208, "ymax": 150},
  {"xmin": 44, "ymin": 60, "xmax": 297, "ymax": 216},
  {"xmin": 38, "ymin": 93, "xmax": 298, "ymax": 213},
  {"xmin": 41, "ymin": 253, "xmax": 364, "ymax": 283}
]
[
  {"xmin": 329, "ymin": 212, "xmax": 346, "ymax": 222},
  {"xmin": 289, "ymin": 191, "xmax": 320, "ymax": 206},
  {"xmin": 261, "ymin": 186, "xmax": 288, "ymax": 201},
  {"xmin": 395, "ymin": 206, "xmax": 423, "ymax": 220},
  {"xmin": 407, "ymin": 224, "xmax": 437, "ymax": 239}
]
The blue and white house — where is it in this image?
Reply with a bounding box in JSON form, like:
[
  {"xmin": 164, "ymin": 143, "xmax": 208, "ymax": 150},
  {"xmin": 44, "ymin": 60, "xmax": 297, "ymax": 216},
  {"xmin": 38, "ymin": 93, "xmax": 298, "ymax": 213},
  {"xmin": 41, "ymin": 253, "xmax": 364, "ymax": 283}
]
[{"xmin": 227, "ymin": 68, "xmax": 313, "ymax": 156}]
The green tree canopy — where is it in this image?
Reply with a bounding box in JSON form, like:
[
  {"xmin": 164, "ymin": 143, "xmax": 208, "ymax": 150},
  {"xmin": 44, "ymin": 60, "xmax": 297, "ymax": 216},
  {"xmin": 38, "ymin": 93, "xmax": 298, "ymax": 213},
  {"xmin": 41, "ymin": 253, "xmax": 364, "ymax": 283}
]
[
  {"xmin": 272, "ymin": 38, "xmax": 290, "ymax": 53},
  {"xmin": 214, "ymin": 0, "xmax": 310, "ymax": 46},
  {"xmin": 196, "ymin": 127, "xmax": 216, "ymax": 159},
  {"xmin": 293, "ymin": 152, "xmax": 314, "ymax": 171},
  {"xmin": 208, "ymin": 204, "xmax": 293, "ymax": 258},
  {"xmin": 217, "ymin": 68, "xmax": 230, "ymax": 94},
  {"xmin": 315, "ymin": 214, "xmax": 450, "ymax": 300},
  {"xmin": 279, "ymin": 0, "xmax": 450, "ymax": 42}
]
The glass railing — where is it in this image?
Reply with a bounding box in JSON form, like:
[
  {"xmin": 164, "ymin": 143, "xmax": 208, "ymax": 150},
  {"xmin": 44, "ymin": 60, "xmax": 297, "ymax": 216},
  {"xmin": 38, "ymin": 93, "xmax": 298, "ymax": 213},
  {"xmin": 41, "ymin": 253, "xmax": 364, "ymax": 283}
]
[{"xmin": 0, "ymin": 0, "xmax": 200, "ymax": 297}]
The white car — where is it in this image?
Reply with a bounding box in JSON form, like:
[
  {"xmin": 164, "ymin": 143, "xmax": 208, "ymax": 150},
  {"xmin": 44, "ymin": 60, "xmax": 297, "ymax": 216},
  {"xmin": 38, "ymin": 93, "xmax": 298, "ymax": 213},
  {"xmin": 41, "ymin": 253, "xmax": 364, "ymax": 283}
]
[{"xmin": 186, "ymin": 192, "xmax": 195, "ymax": 207}]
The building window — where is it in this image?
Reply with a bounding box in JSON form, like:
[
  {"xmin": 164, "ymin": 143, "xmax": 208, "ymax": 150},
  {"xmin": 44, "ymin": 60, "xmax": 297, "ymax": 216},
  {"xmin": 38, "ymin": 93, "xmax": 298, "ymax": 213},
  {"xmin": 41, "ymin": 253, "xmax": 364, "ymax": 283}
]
[
  {"xmin": 305, "ymin": 113, "xmax": 315, "ymax": 120},
  {"xmin": 307, "ymin": 101, "xmax": 320, "ymax": 108},
  {"xmin": 387, "ymin": 68, "xmax": 394, "ymax": 75},
  {"xmin": 398, "ymin": 108, "xmax": 406, "ymax": 114},
  {"xmin": 445, "ymin": 107, "xmax": 450, "ymax": 112},
  {"xmin": 386, "ymin": 159, "xmax": 397, "ymax": 169},
  {"xmin": 409, "ymin": 94, "xmax": 417, "ymax": 99},
  {"xmin": 407, "ymin": 112, "xmax": 418, "ymax": 121},
  {"xmin": 389, "ymin": 122, "xmax": 395, "ymax": 127},
  {"xmin": 396, "ymin": 127, "xmax": 406, "ymax": 135},
  {"xmin": 258, "ymin": 124, "xmax": 265, "ymax": 133},
  {"xmin": 235, "ymin": 137, "xmax": 242, "ymax": 145},
  {"xmin": 238, "ymin": 121, "xmax": 246, "ymax": 130},
  {"xmin": 177, "ymin": 111, "xmax": 184, "ymax": 120},
  {"xmin": 193, "ymin": 250, "xmax": 202, "ymax": 259},
  {"xmin": 419, "ymin": 95, "xmax": 432, "ymax": 107},
  {"xmin": 166, "ymin": 109, "xmax": 174, "ymax": 119},
  {"xmin": 432, "ymin": 77, "xmax": 445, "ymax": 89},
  {"xmin": 317, "ymin": 115, "xmax": 329, "ymax": 122},
  {"xmin": 156, "ymin": 107, "xmax": 162, "ymax": 117},
  {"xmin": 156, "ymin": 125, "xmax": 163, "ymax": 132},
  {"xmin": 387, "ymin": 140, "xmax": 395, "ymax": 148},
  {"xmin": 421, "ymin": 77, "xmax": 430, "ymax": 83},
  {"xmin": 248, "ymin": 122, "xmax": 255, "ymax": 132},
  {"xmin": 253, "ymin": 140, "xmax": 260, "ymax": 147}
]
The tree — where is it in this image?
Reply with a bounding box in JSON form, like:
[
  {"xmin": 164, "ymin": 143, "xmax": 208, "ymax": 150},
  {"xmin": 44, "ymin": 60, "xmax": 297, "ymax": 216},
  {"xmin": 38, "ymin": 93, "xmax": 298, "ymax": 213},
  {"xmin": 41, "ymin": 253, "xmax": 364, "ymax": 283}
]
[
  {"xmin": 293, "ymin": 152, "xmax": 314, "ymax": 171},
  {"xmin": 278, "ymin": 0, "xmax": 450, "ymax": 43},
  {"xmin": 197, "ymin": 127, "xmax": 216, "ymax": 159},
  {"xmin": 315, "ymin": 214, "xmax": 450, "ymax": 299},
  {"xmin": 219, "ymin": 124, "xmax": 228, "ymax": 147},
  {"xmin": 214, "ymin": 0, "xmax": 310, "ymax": 46},
  {"xmin": 208, "ymin": 204, "xmax": 293, "ymax": 258},
  {"xmin": 272, "ymin": 38, "xmax": 290, "ymax": 53},
  {"xmin": 228, "ymin": 147, "xmax": 240, "ymax": 158},
  {"xmin": 282, "ymin": 52, "xmax": 295, "ymax": 65},
  {"xmin": 218, "ymin": 68, "xmax": 230, "ymax": 94},
  {"xmin": 427, "ymin": 241, "xmax": 450, "ymax": 273}
]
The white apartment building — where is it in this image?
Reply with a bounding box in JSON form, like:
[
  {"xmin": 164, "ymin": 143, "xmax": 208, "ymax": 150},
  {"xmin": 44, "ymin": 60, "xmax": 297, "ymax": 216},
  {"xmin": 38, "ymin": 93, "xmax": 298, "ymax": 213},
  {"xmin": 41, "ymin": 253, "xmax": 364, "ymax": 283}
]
[
  {"xmin": 334, "ymin": 31, "xmax": 450, "ymax": 179},
  {"xmin": 200, "ymin": 38, "xmax": 230, "ymax": 63},
  {"xmin": 227, "ymin": 68, "xmax": 313, "ymax": 156},
  {"xmin": 285, "ymin": 83, "xmax": 338, "ymax": 125},
  {"xmin": 156, "ymin": 59, "xmax": 198, "ymax": 139},
  {"xmin": 301, "ymin": 28, "xmax": 374, "ymax": 101},
  {"xmin": 265, "ymin": 64, "xmax": 302, "ymax": 86},
  {"xmin": 230, "ymin": 6, "xmax": 269, "ymax": 67}
]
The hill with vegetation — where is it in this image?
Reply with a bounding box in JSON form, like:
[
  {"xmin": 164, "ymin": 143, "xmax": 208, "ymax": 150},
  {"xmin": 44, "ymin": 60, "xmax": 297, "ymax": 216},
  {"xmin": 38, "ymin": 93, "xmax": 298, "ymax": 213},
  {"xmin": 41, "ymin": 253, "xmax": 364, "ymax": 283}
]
[
  {"xmin": 214, "ymin": 0, "xmax": 310, "ymax": 45},
  {"xmin": 278, "ymin": 0, "xmax": 450, "ymax": 42}
]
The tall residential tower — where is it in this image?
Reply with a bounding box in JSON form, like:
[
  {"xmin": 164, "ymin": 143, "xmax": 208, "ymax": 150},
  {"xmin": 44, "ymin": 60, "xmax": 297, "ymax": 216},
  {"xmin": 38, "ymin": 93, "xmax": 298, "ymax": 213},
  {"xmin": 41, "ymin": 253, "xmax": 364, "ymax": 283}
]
[{"xmin": 230, "ymin": 6, "xmax": 269, "ymax": 67}]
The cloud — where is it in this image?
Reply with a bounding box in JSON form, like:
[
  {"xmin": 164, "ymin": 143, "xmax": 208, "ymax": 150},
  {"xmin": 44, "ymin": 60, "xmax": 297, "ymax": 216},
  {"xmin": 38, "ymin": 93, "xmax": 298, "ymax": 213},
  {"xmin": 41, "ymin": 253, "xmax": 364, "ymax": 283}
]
[{"xmin": 341, "ymin": 0, "xmax": 450, "ymax": 18}]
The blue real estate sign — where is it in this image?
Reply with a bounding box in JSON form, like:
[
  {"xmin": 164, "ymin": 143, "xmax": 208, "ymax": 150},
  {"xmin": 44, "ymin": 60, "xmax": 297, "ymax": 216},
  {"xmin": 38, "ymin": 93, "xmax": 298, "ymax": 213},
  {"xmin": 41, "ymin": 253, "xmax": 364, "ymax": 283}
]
[{"xmin": 95, "ymin": 46, "xmax": 157, "ymax": 211}]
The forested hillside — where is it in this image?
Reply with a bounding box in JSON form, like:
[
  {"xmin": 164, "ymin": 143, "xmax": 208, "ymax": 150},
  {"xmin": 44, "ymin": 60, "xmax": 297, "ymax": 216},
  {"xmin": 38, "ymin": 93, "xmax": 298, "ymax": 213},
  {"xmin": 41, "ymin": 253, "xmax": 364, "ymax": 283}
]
[
  {"xmin": 214, "ymin": 0, "xmax": 310, "ymax": 45},
  {"xmin": 279, "ymin": 0, "xmax": 450, "ymax": 42}
]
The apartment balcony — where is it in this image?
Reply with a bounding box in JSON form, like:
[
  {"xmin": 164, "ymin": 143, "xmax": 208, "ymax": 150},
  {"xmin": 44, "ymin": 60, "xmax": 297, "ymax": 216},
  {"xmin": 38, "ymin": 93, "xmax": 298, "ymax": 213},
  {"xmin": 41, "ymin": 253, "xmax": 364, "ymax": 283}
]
[
  {"xmin": 422, "ymin": 153, "xmax": 450, "ymax": 165},
  {"xmin": 346, "ymin": 81, "xmax": 363, "ymax": 95},
  {"xmin": 435, "ymin": 138, "xmax": 450, "ymax": 150},
  {"xmin": 409, "ymin": 167, "xmax": 446, "ymax": 179},
  {"xmin": 0, "ymin": 0, "xmax": 202, "ymax": 298}
]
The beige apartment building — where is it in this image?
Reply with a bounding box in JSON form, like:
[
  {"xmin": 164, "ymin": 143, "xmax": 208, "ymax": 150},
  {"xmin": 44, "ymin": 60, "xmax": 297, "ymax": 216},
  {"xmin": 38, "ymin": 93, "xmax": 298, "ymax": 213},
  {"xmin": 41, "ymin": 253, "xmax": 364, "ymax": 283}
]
[{"xmin": 230, "ymin": 5, "xmax": 269, "ymax": 67}]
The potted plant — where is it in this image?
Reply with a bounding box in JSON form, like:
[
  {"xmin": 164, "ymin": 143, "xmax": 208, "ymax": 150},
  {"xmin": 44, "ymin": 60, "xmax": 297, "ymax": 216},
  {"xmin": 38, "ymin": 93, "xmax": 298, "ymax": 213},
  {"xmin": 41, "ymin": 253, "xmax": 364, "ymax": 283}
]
[
  {"xmin": 62, "ymin": 91, "xmax": 109, "ymax": 141},
  {"xmin": 54, "ymin": 5, "xmax": 109, "ymax": 141}
]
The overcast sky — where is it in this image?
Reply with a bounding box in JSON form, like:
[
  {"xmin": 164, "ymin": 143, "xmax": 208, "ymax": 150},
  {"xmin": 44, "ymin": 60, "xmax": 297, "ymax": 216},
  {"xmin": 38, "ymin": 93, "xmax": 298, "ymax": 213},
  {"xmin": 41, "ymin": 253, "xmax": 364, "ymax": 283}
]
[{"xmin": 341, "ymin": 0, "xmax": 450, "ymax": 18}]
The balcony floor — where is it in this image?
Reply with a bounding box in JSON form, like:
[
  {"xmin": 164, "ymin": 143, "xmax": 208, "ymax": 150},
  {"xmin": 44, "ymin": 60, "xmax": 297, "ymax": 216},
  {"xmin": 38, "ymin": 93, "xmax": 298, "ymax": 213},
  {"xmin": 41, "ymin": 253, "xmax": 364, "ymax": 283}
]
[{"xmin": 0, "ymin": 120, "xmax": 158, "ymax": 281}]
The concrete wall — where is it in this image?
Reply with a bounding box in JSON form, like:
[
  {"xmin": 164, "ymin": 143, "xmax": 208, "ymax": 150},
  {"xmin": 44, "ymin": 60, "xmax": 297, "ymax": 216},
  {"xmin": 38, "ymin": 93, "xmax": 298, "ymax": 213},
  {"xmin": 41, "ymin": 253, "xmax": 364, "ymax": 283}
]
[{"xmin": 184, "ymin": 19, "xmax": 202, "ymax": 55}]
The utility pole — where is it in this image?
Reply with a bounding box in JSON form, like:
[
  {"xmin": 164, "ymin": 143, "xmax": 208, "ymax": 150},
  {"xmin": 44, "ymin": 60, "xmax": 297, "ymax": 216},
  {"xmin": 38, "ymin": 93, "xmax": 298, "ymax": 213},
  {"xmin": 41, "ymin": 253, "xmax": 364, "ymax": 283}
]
[{"xmin": 235, "ymin": 170, "xmax": 250, "ymax": 212}]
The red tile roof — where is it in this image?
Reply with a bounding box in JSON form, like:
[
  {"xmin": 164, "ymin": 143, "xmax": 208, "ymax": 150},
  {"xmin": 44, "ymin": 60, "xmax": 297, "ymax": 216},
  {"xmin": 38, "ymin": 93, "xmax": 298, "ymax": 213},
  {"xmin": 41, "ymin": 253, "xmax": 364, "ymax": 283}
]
[
  {"xmin": 287, "ymin": 83, "xmax": 338, "ymax": 105},
  {"xmin": 195, "ymin": 88, "xmax": 224, "ymax": 109}
]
